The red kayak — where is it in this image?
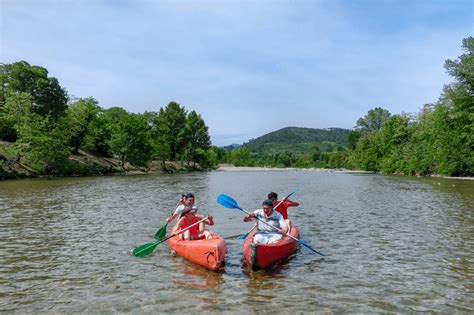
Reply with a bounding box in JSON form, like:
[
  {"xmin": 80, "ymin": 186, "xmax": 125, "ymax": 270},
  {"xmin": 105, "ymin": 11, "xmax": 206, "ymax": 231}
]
[
  {"xmin": 242, "ymin": 224, "xmax": 300, "ymax": 270},
  {"xmin": 168, "ymin": 223, "xmax": 227, "ymax": 271}
]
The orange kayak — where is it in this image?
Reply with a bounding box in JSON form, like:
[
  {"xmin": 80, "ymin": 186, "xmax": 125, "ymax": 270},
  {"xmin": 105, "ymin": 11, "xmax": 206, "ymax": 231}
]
[
  {"xmin": 242, "ymin": 225, "xmax": 300, "ymax": 270},
  {"xmin": 167, "ymin": 223, "xmax": 227, "ymax": 271}
]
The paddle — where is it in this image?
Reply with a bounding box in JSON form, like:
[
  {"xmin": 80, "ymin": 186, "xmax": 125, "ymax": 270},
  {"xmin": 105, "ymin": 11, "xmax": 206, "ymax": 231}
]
[
  {"xmin": 154, "ymin": 199, "xmax": 183, "ymax": 239},
  {"xmin": 133, "ymin": 216, "xmax": 209, "ymax": 257},
  {"xmin": 238, "ymin": 224, "xmax": 256, "ymax": 240},
  {"xmin": 237, "ymin": 186, "xmax": 303, "ymax": 240},
  {"xmin": 216, "ymin": 194, "xmax": 325, "ymax": 256}
]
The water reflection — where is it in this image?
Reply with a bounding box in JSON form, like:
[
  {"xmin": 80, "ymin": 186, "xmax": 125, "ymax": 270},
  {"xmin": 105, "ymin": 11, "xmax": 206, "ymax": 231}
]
[{"xmin": 171, "ymin": 259, "xmax": 224, "ymax": 289}]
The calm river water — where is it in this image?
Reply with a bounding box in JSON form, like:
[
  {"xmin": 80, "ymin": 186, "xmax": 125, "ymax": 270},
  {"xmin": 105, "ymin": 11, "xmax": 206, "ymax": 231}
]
[{"xmin": 0, "ymin": 170, "xmax": 473, "ymax": 313}]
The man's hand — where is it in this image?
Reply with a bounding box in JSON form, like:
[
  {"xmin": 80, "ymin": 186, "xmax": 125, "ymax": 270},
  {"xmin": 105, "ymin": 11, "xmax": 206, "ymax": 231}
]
[{"xmin": 243, "ymin": 213, "xmax": 256, "ymax": 222}]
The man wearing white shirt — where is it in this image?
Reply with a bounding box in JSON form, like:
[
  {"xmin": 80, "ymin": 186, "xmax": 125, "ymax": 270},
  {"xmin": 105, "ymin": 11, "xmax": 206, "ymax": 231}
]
[{"xmin": 243, "ymin": 199, "xmax": 288, "ymax": 244}]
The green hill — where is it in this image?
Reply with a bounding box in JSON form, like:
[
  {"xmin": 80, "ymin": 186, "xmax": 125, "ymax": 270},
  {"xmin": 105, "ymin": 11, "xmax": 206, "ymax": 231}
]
[{"xmin": 243, "ymin": 127, "xmax": 351, "ymax": 154}]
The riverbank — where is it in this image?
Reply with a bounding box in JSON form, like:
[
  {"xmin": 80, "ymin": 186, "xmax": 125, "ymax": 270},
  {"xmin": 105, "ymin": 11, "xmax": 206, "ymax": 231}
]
[
  {"xmin": 0, "ymin": 142, "xmax": 197, "ymax": 180},
  {"xmin": 216, "ymin": 164, "xmax": 369, "ymax": 174},
  {"xmin": 216, "ymin": 164, "xmax": 474, "ymax": 180}
]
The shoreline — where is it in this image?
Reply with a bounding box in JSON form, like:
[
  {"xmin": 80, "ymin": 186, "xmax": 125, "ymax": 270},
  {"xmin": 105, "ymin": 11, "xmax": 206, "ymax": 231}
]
[
  {"xmin": 216, "ymin": 164, "xmax": 369, "ymax": 174},
  {"xmin": 215, "ymin": 164, "xmax": 474, "ymax": 180}
]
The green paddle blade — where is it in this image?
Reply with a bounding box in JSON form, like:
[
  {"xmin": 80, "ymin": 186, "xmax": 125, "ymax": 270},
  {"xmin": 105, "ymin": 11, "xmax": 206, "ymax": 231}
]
[
  {"xmin": 154, "ymin": 223, "xmax": 167, "ymax": 239},
  {"xmin": 132, "ymin": 241, "xmax": 161, "ymax": 257}
]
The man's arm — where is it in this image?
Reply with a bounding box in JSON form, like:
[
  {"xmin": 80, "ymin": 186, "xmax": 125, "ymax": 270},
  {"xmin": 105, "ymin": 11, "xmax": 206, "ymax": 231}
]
[{"xmin": 287, "ymin": 199, "xmax": 299, "ymax": 207}]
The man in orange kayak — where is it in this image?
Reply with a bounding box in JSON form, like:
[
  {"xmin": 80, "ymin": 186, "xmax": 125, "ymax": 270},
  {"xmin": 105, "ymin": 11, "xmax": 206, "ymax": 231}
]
[
  {"xmin": 243, "ymin": 200, "xmax": 288, "ymax": 244},
  {"xmin": 268, "ymin": 192, "xmax": 299, "ymax": 220}
]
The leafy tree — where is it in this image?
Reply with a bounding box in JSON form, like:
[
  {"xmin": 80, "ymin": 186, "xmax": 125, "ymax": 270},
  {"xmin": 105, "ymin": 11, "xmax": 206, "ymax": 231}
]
[
  {"xmin": 230, "ymin": 147, "xmax": 252, "ymax": 166},
  {"xmin": 347, "ymin": 130, "xmax": 361, "ymax": 150},
  {"xmin": 17, "ymin": 117, "xmax": 71, "ymax": 174},
  {"xmin": 327, "ymin": 150, "xmax": 351, "ymax": 169},
  {"xmin": 0, "ymin": 61, "xmax": 68, "ymax": 117},
  {"xmin": 103, "ymin": 106, "xmax": 129, "ymax": 124},
  {"xmin": 355, "ymin": 107, "xmax": 391, "ymax": 135},
  {"xmin": 212, "ymin": 146, "xmax": 228, "ymax": 163},
  {"xmin": 445, "ymin": 37, "xmax": 474, "ymax": 94},
  {"xmin": 0, "ymin": 91, "xmax": 33, "ymax": 141},
  {"xmin": 379, "ymin": 114, "xmax": 412, "ymax": 173},
  {"xmin": 108, "ymin": 113, "xmax": 154, "ymax": 168},
  {"xmin": 277, "ymin": 151, "xmax": 296, "ymax": 167},
  {"xmin": 66, "ymin": 97, "xmax": 101, "ymax": 153},
  {"xmin": 183, "ymin": 111, "xmax": 211, "ymax": 167},
  {"xmin": 150, "ymin": 108, "xmax": 171, "ymax": 163},
  {"xmin": 161, "ymin": 102, "xmax": 187, "ymax": 161},
  {"xmin": 350, "ymin": 130, "xmax": 383, "ymax": 172},
  {"xmin": 310, "ymin": 145, "xmax": 321, "ymax": 161}
]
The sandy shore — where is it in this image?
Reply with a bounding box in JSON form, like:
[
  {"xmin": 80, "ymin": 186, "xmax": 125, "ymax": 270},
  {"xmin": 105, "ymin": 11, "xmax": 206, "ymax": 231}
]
[
  {"xmin": 216, "ymin": 164, "xmax": 474, "ymax": 180},
  {"xmin": 216, "ymin": 164, "xmax": 370, "ymax": 173}
]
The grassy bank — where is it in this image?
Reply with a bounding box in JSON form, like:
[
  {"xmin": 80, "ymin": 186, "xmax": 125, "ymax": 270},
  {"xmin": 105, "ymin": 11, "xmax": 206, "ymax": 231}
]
[{"xmin": 0, "ymin": 141, "xmax": 196, "ymax": 180}]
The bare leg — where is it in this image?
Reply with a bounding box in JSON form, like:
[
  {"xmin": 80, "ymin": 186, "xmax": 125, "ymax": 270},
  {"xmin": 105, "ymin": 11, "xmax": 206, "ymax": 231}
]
[
  {"xmin": 182, "ymin": 230, "xmax": 191, "ymax": 240},
  {"xmin": 203, "ymin": 230, "xmax": 212, "ymax": 239}
]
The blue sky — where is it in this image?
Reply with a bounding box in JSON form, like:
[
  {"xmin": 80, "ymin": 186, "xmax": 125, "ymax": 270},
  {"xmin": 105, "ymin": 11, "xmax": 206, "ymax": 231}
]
[{"xmin": 1, "ymin": 0, "xmax": 472, "ymax": 146}]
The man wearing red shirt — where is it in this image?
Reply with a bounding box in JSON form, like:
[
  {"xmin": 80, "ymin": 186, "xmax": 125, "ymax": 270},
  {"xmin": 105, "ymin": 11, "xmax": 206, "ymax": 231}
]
[{"xmin": 268, "ymin": 191, "xmax": 299, "ymax": 220}]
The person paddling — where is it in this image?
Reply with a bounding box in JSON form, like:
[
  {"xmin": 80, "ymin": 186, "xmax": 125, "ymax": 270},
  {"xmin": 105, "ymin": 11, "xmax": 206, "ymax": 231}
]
[
  {"xmin": 268, "ymin": 191, "xmax": 299, "ymax": 220},
  {"xmin": 166, "ymin": 193, "xmax": 198, "ymax": 224},
  {"xmin": 177, "ymin": 212, "xmax": 214, "ymax": 240},
  {"xmin": 243, "ymin": 199, "xmax": 288, "ymax": 244}
]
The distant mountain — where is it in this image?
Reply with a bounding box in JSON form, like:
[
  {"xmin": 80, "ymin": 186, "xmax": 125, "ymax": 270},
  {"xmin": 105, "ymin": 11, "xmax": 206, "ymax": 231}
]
[{"xmin": 242, "ymin": 127, "xmax": 352, "ymax": 154}]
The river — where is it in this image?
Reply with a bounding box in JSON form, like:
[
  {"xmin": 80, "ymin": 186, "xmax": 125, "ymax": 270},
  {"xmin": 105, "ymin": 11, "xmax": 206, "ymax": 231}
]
[{"xmin": 0, "ymin": 170, "xmax": 473, "ymax": 313}]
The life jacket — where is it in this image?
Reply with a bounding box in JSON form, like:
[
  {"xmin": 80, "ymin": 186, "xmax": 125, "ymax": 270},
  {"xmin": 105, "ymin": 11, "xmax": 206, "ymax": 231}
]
[{"xmin": 179, "ymin": 215, "xmax": 201, "ymax": 236}]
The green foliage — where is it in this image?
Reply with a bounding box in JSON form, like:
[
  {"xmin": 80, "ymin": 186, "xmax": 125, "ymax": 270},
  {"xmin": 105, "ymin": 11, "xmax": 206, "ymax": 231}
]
[
  {"xmin": 161, "ymin": 102, "xmax": 187, "ymax": 161},
  {"xmin": 108, "ymin": 113, "xmax": 154, "ymax": 168},
  {"xmin": 66, "ymin": 97, "xmax": 101, "ymax": 153},
  {"xmin": 183, "ymin": 111, "xmax": 211, "ymax": 167},
  {"xmin": 347, "ymin": 130, "xmax": 361, "ymax": 150},
  {"xmin": 150, "ymin": 108, "xmax": 171, "ymax": 162},
  {"xmin": 326, "ymin": 150, "xmax": 352, "ymax": 169},
  {"xmin": 445, "ymin": 37, "xmax": 474, "ymax": 94},
  {"xmin": 350, "ymin": 130, "xmax": 383, "ymax": 172},
  {"xmin": 0, "ymin": 61, "xmax": 68, "ymax": 118},
  {"xmin": 82, "ymin": 106, "xmax": 129, "ymax": 157},
  {"xmin": 245, "ymin": 127, "xmax": 350, "ymax": 152},
  {"xmin": 229, "ymin": 147, "xmax": 253, "ymax": 166},
  {"xmin": 225, "ymin": 127, "xmax": 355, "ymax": 169},
  {"xmin": 355, "ymin": 107, "xmax": 391, "ymax": 135},
  {"xmin": 16, "ymin": 114, "xmax": 72, "ymax": 174},
  {"xmin": 0, "ymin": 91, "xmax": 32, "ymax": 141}
]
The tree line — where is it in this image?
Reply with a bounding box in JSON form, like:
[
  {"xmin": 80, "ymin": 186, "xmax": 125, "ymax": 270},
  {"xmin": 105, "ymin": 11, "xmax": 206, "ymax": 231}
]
[{"xmin": 0, "ymin": 61, "xmax": 219, "ymax": 175}]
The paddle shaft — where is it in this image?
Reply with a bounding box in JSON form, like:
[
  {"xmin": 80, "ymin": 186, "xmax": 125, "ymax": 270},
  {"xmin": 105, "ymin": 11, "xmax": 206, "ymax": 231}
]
[
  {"xmin": 164, "ymin": 215, "xmax": 209, "ymax": 242},
  {"xmin": 134, "ymin": 216, "xmax": 209, "ymax": 256},
  {"xmin": 167, "ymin": 199, "xmax": 185, "ymax": 222},
  {"xmin": 276, "ymin": 183, "xmax": 305, "ymax": 206},
  {"xmin": 239, "ymin": 224, "xmax": 257, "ymax": 240},
  {"xmin": 273, "ymin": 189, "xmax": 298, "ymax": 211}
]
